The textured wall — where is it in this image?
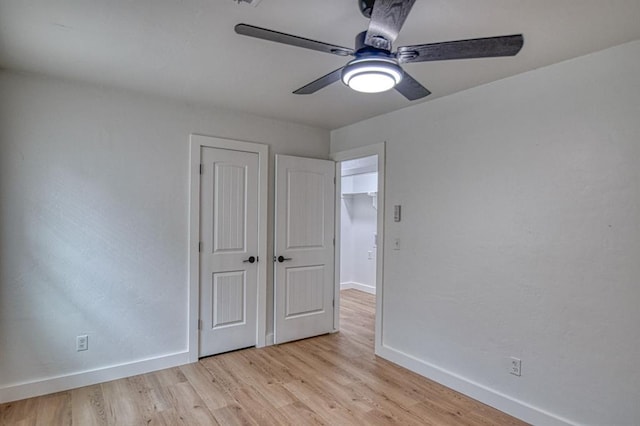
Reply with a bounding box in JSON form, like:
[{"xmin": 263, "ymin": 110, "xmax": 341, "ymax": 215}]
[
  {"xmin": 0, "ymin": 71, "xmax": 329, "ymax": 394},
  {"xmin": 331, "ymin": 40, "xmax": 640, "ymax": 425}
]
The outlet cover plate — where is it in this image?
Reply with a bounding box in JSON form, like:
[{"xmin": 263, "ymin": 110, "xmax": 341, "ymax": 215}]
[
  {"xmin": 77, "ymin": 335, "xmax": 88, "ymax": 351},
  {"xmin": 510, "ymin": 357, "xmax": 521, "ymax": 376}
]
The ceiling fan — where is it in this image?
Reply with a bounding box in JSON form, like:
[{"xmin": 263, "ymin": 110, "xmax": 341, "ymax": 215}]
[{"xmin": 235, "ymin": 0, "xmax": 524, "ymax": 100}]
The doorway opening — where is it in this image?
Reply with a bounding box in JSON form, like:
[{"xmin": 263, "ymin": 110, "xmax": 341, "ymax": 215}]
[
  {"xmin": 339, "ymin": 155, "xmax": 378, "ymax": 351},
  {"xmin": 333, "ymin": 143, "xmax": 385, "ymax": 354}
]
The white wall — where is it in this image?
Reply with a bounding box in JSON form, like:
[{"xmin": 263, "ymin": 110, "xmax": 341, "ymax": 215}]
[
  {"xmin": 339, "ymin": 197, "xmax": 355, "ymax": 285},
  {"xmin": 331, "ymin": 40, "xmax": 640, "ymax": 426},
  {"xmin": 0, "ymin": 70, "xmax": 329, "ymax": 401},
  {"xmin": 340, "ymin": 193, "xmax": 377, "ymax": 293}
]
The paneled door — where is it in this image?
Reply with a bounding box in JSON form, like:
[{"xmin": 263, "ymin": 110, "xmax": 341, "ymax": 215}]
[
  {"xmin": 274, "ymin": 155, "xmax": 335, "ymax": 344},
  {"xmin": 199, "ymin": 146, "xmax": 259, "ymax": 356}
]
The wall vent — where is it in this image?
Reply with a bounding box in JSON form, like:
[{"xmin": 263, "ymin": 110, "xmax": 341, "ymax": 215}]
[{"xmin": 233, "ymin": 0, "xmax": 263, "ymax": 6}]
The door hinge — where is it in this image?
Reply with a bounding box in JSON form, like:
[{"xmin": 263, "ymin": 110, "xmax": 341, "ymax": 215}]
[
  {"xmin": 198, "ymin": 319, "xmax": 203, "ymax": 330},
  {"xmin": 332, "ymin": 299, "xmax": 335, "ymax": 308},
  {"xmin": 333, "ymin": 238, "xmax": 335, "ymax": 246},
  {"xmin": 199, "ymin": 164, "xmax": 203, "ymax": 175},
  {"xmin": 198, "ymin": 242, "xmax": 202, "ymax": 252}
]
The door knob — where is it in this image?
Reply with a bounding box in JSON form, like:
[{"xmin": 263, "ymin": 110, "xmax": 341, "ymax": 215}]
[
  {"xmin": 242, "ymin": 256, "xmax": 257, "ymax": 263},
  {"xmin": 276, "ymin": 255, "xmax": 292, "ymax": 263}
]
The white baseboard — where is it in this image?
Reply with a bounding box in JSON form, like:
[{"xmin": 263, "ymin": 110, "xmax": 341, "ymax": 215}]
[
  {"xmin": 340, "ymin": 281, "xmax": 376, "ymax": 295},
  {"xmin": 376, "ymin": 344, "xmax": 578, "ymax": 426},
  {"xmin": 0, "ymin": 351, "xmax": 191, "ymax": 404}
]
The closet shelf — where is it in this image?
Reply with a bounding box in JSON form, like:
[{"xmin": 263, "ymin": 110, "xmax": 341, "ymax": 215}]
[
  {"xmin": 341, "ymin": 191, "xmax": 377, "ymax": 197},
  {"xmin": 341, "ymin": 192, "xmax": 378, "ymax": 210}
]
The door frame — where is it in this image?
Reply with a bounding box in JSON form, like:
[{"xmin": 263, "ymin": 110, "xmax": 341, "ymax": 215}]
[
  {"xmin": 188, "ymin": 134, "xmax": 269, "ymax": 362},
  {"xmin": 331, "ymin": 142, "xmax": 385, "ymax": 354}
]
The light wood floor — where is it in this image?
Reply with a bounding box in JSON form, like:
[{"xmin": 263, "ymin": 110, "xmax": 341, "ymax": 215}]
[{"xmin": 0, "ymin": 289, "xmax": 528, "ymax": 425}]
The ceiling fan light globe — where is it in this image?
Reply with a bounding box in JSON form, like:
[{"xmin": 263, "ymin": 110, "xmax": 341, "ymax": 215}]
[
  {"xmin": 347, "ymin": 72, "xmax": 397, "ymax": 93},
  {"xmin": 341, "ymin": 58, "xmax": 403, "ymax": 94}
]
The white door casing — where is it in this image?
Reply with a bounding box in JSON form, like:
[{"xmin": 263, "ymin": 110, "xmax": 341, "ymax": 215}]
[
  {"xmin": 274, "ymin": 155, "xmax": 336, "ymax": 344},
  {"xmin": 188, "ymin": 134, "xmax": 268, "ymax": 361},
  {"xmin": 331, "ymin": 142, "xmax": 385, "ymax": 354}
]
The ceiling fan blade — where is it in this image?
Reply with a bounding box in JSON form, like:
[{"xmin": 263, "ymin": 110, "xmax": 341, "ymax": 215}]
[
  {"xmin": 395, "ymin": 71, "xmax": 431, "ymax": 101},
  {"xmin": 235, "ymin": 24, "xmax": 354, "ymax": 56},
  {"xmin": 397, "ymin": 34, "xmax": 524, "ymax": 63},
  {"xmin": 293, "ymin": 68, "xmax": 344, "ymax": 95},
  {"xmin": 365, "ymin": 0, "xmax": 416, "ymax": 51}
]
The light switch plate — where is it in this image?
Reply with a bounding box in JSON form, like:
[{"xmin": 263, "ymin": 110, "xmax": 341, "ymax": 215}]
[{"xmin": 394, "ymin": 205, "xmax": 401, "ymax": 222}]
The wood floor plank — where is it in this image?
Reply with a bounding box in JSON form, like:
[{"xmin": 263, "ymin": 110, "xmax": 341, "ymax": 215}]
[
  {"xmin": 225, "ymin": 385, "xmax": 290, "ymax": 425},
  {"xmin": 145, "ymin": 408, "xmax": 182, "ymax": 426},
  {"xmin": 164, "ymin": 381, "xmax": 218, "ymax": 425},
  {"xmin": 246, "ymin": 381, "xmax": 297, "ymax": 410},
  {"xmin": 273, "ymin": 343, "xmax": 356, "ymax": 387},
  {"xmin": 100, "ymin": 378, "xmax": 146, "ymax": 425},
  {"xmin": 282, "ymin": 378, "xmax": 363, "ymax": 425},
  {"xmin": 211, "ymin": 403, "xmax": 259, "ymax": 426},
  {"xmin": 0, "ymin": 394, "xmax": 39, "ymax": 425},
  {"xmin": 35, "ymin": 392, "xmax": 71, "ymax": 426},
  {"xmin": 361, "ymin": 407, "xmax": 431, "ymax": 426},
  {"xmin": 237, "ymin": 348, "xmax": 299, "ymax": 387},
  {"xmin": 278, "ymin": 401, "xmax": 327, "ymax": 425},
  {"xmin": 0, "ymin": 289, "xmax": 529, "ymax": 425},
  {"xmin": 70, "ymin": 384, "xmax": 107, "ymax": 426},
  {"xmin": 178, "ymin": 362, "xmax": 236, "ymax": 411},
  {"xmin": 311, "ymin": 374, "xmax": 374, "ymax": 416}
]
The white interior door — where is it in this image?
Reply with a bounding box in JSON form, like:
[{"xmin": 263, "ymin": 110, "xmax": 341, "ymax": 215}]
[
  {"xmin": 274, "ymin": 155, "xmax": 335, "ymax": 344},
  {"xmin": 199, "ymin": 146, "xmax": 259, "ymax": 356}
]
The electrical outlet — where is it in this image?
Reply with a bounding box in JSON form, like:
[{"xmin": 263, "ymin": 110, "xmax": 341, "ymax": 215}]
[
  {"xmin": 393, "ymin": 238, "xmax": 400, "ymax": 250},
  {"xmin": 367, "ymin": 251, "xmax": 373, "ymax": 260},
  {"xmin": 509, "ymin": 357, "xmax": 521, "ymax": 376},
  {"xmin": 76, "ymin": 335, "xmax": 88, "ymax": 352}
]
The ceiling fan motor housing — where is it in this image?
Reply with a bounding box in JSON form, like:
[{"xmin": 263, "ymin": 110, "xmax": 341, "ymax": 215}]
[{"xmin": 355, "ymin": 30, "xmax": 387, "ymax": 54}]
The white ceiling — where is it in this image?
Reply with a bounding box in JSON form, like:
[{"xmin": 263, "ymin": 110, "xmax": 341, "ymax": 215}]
[{"xmin": 1, "ymin": 0, "xmax": 640, "ymax": 130}]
